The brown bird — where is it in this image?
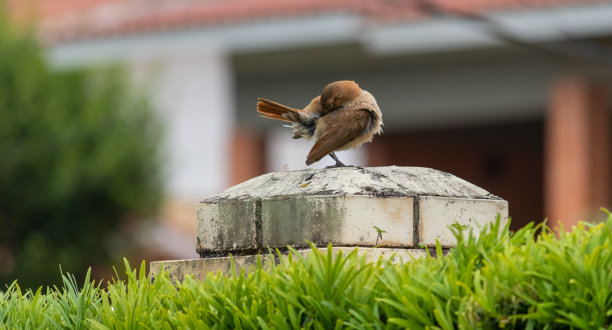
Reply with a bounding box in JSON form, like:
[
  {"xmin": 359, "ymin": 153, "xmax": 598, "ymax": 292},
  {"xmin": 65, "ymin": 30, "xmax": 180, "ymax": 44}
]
[{"xmin": 257, "ymin": 81, "xmax": 383, "ymax": 167}]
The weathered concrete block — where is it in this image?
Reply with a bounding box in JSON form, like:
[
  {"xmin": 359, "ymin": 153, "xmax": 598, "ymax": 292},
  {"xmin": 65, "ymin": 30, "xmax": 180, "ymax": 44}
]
[
  {"xmin": 155, "ymin": 166, "xmax": 509, "ymax": 280},
  {"xmin": 418, "ymin": 196, "xmax": 509, "ymax": 247},
  {"xmin": 196, "ymin": 200, "xmax": 258, "ymax": 254},
  {"xmin": 196, "ymin": 166, "xmax": 507, "ymax": 255},
  {"xmin": 261, "ymin": 196, "xmax": 414, "ymax": 248}
]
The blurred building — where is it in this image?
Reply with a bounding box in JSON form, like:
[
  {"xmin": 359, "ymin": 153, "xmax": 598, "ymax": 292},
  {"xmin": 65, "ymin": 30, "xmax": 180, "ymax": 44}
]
[{"xmin": 9, "ymin": 0, "xmax": 612, "ymax": 257}]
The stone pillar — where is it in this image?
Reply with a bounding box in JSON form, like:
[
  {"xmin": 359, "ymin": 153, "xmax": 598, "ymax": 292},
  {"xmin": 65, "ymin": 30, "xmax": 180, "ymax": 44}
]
[
  {"xmin": 151, "ymin": 166, "xmax": 508, "ymax": 282},
  {"xmin": 546, "ymin": 77, "xmax": 610, "ymax": 228}
]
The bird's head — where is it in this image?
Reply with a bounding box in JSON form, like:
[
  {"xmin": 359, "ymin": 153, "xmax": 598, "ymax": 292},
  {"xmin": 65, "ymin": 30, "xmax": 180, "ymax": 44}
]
[{"xmin": 320, "ymin": 80, "xmax": 362, "ymax": 114}]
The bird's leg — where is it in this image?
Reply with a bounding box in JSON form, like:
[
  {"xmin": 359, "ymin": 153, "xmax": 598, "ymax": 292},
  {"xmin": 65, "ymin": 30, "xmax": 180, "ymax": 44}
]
[{"xmin": 327, "ymin": 152, "xmax": 350, "ymax": 168}]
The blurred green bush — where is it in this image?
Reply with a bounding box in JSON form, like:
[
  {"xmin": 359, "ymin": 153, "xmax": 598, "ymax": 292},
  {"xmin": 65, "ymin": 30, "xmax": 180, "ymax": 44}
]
[{"xmin": 0, "ymin": 13, "xmax": 163, "ymax": 289}]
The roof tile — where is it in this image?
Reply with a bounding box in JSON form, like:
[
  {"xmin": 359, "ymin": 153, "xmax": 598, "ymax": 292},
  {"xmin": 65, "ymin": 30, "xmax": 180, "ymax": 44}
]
[{"xmin": 7, "ymin": 0, "xmax": 608, "ymax": 44}]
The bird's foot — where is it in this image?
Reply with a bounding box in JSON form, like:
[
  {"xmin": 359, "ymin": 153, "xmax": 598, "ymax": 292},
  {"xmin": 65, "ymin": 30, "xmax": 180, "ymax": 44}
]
[
  {"xmin": 325, "ymin": 163, "xmax": 354, "ymax": 169},
  {"xmin": 326, "ymin": 152, "xmax": 352, "ymax": 168}
]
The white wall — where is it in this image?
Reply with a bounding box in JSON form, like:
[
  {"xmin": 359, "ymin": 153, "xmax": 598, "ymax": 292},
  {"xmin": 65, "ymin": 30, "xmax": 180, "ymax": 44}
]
[
  {"xmin": 131, "ymin": 51, "xmax": 233, "ymax": 201},
  {"xmin": 129, "ymin": 49, "xmax": 234, "ymax": 258}
]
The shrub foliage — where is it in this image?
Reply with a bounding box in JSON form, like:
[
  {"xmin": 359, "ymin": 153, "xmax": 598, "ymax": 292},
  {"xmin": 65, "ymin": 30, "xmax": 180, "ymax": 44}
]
[
  {"xmin": 0, "ymin": 12, "xmax": 162, "ymax": 289},
  {"xmin": 1, "ymin": 213, "xmax": 611, "ymax": 329}
]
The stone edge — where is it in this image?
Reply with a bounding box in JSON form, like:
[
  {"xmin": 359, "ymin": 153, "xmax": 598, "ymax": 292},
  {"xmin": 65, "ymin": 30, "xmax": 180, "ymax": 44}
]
[{"xmin": 151, "ymin": 247, "xmax": 431, "ymax": 283}]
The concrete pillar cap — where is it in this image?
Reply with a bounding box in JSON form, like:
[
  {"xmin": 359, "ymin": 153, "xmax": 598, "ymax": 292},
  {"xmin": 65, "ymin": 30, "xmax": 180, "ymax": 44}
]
[{"xmin": 197, "ymin": 166, "xmax": 508, "ymax": 255}]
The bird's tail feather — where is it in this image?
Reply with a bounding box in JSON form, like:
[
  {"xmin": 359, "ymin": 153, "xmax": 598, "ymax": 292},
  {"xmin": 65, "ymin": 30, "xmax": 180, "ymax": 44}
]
[{"xmin": 257, "ymin": 98, "xmax": 302, "ymax": 122}]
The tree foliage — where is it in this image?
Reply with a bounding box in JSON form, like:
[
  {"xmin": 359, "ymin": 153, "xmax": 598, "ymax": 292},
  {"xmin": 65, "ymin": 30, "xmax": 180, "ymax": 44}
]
[{"xmin": 0, "ymin": 12, "xmax": 163, "ymax": 289}]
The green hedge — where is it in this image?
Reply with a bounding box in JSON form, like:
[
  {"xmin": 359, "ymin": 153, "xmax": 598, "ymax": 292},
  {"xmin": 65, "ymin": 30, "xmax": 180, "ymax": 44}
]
[
  {"xmin": 1, "ymin": 213, "xmax": 611, "ymax": 329},
  {"xmin": 0, "ymin": 10, "xmax": 163, "ymax": 289}
]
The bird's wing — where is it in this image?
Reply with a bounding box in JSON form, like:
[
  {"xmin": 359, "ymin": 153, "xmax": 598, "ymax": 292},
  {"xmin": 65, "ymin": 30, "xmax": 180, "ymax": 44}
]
[{"xmin": 306, "ymin": 109, "xmax": 370, "ymax": 165}]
